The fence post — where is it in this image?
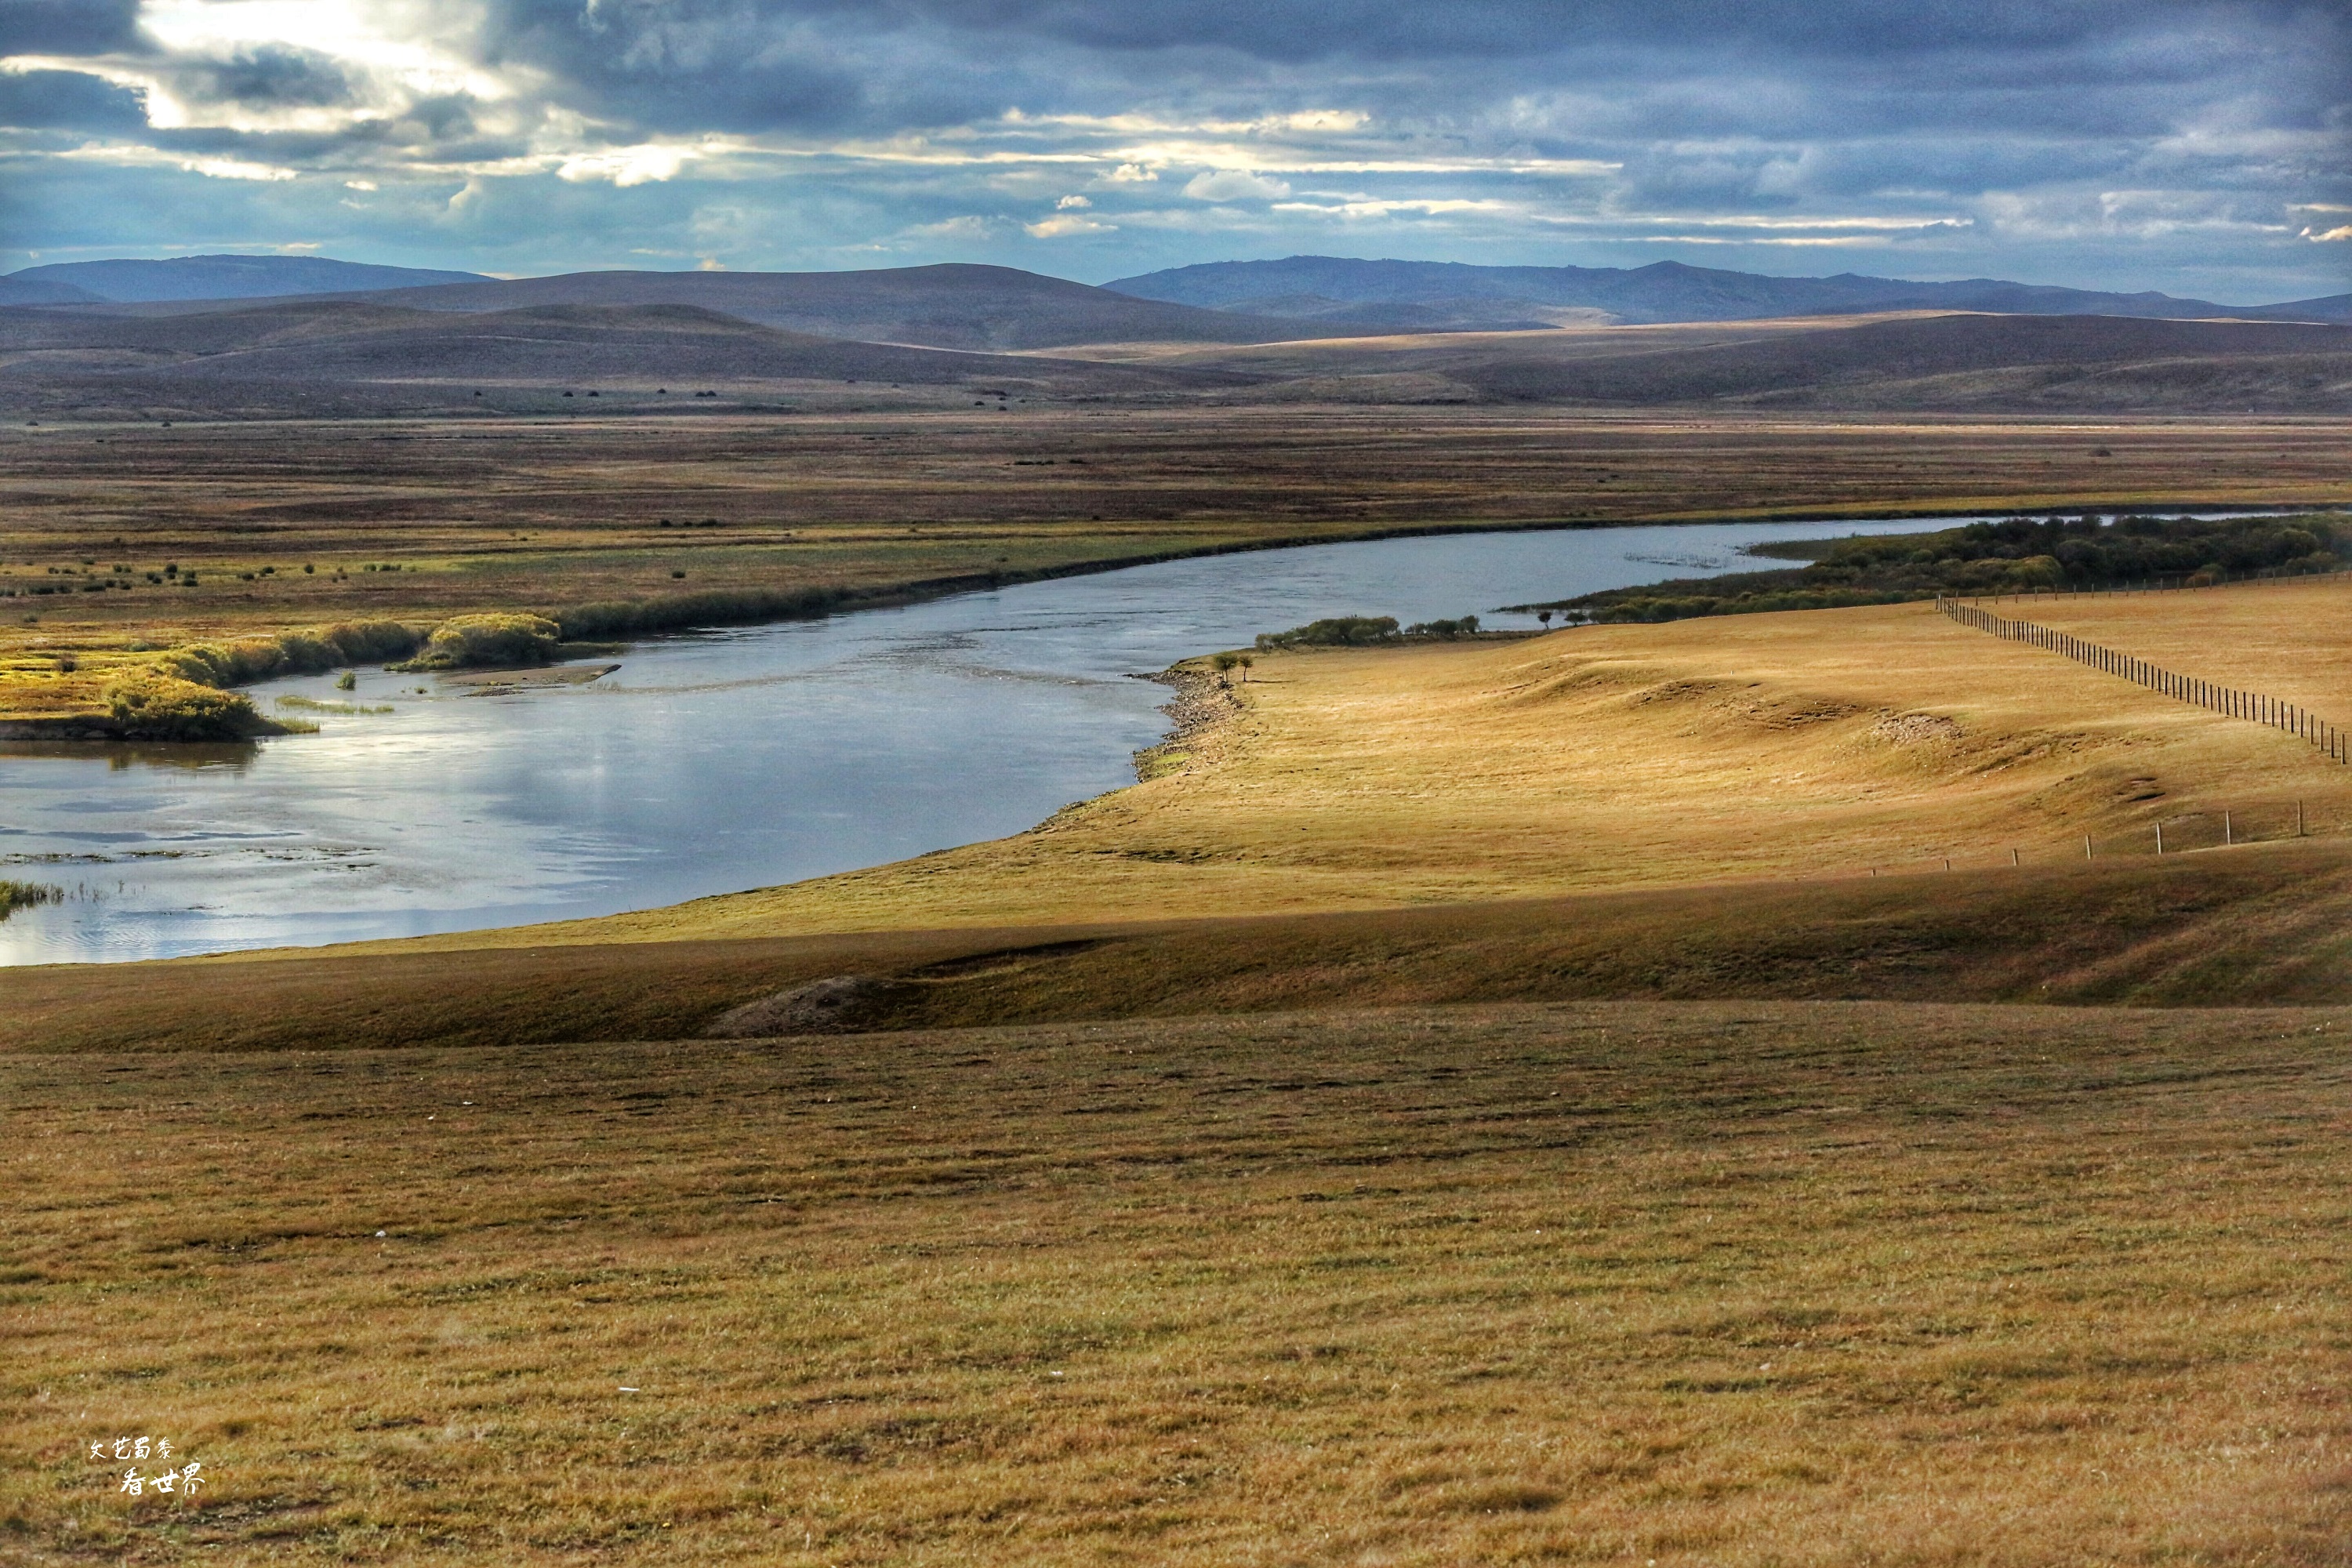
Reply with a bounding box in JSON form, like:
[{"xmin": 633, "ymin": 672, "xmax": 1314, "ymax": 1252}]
[
  {"xmin": 2299, "ymin": 800, "xmax": 2306, "ymax": 837},
  {"xmin": 2224, "ymin": 811, "xmax": 2232, "ymax": 846},
  {"xmin": 2085, "ymin": 834, "xmax": 2093, "ymax": 861},
  {"xmin": 2156, "ymin": 821, "xmax": 2164, "ymax": 855}
]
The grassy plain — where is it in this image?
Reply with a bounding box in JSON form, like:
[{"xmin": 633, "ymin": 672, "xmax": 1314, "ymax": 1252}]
[
  {"xmin": 6, "ymin": 1002, "xmax": 2350, "ymax": 1566},
  {"xmin": 2, "ymin": 410, "xmax": 2345, "ymax": 719}
]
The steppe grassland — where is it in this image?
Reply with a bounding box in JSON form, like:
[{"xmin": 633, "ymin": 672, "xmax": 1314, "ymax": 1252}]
[
  {"xmin": 532, "ymin": 578, "xmax": 2352, "ymax": 943},
  {"xmin": 5, "ymin": 1003, "xmax": 2347, "ymax": 1566},
  {"xmin": 1, "ymin": 411, "xmax": 2343, "ymax": 719}
]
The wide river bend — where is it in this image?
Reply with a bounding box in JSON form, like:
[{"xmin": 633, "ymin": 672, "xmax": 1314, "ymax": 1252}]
[{"xmin": 1, "ymin": 518, "xmax": 1972, "ymax": 964}]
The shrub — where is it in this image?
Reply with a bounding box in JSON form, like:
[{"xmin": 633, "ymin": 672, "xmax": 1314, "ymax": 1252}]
[
  {"xmin": 1254, "ymin": 615, "xmax": 1400, "ymax": 652},
  {"xmin": 553, "ymin": 586, "xmax": 850, "ymax": 640},
  {"xmin": 103, "ymin": 670, "xmax": 271, "ymax": 741},
  {"xmin": 1406, "ymin": 615, "xmax": 1481, "ymax": 638},
  {"xmin": 154, "ymin": 621, "xmax": 423, "ymax": 689},
  {"xmin": 401, "ymin": 613, "xmax": 563, "ymax": 670}
]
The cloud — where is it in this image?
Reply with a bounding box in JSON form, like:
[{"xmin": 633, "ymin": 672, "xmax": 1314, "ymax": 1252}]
[
  {"xmin": 1183, "ymin": 169, "xmax": 1291, "ymax": 201},
  {"xmin": 1025, "ymin": 212, "xmax": 1113, "ymax": 237},
  {"xmin": 0, "ymin": 0, "xmax": 2340, "ymax": 301},
  {"xmin": 0, "ymin": 0, "xmax": 145, "ymax": 56},
  {"xmin": 0, "ymin": 66, "xmax": 149, "ymax": 131},
  {"xmin": 2308, "ymin": 226, "xmax": 2352, "ymax": 243},
  {"xmin": 557, "ymin": 143, "xmax": 699, "ymax": 187},
  {"xmin": 184, "ymin": 45, "xmax": 356, "ymax": 109}
]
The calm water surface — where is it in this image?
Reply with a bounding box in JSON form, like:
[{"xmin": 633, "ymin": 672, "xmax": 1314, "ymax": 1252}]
[{"xmin": 1, "ymin": 518, "xmax": 1969, "ymax": 963}]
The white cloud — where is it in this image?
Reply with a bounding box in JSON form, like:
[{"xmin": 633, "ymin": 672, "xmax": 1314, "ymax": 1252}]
[
  {"xmin": 2306, "ymin": 226, "xmax": 2352, "ymax": 242},
  {"xmin": 1106, "ymin": 162, "xmax": 1157, "ymax": 182},
  {"xmin": 54, "ymin": 141, "xmax": 299, "ymax": 180},
  {"xmin": 1182, "ymin": 169, "xmax": 1290, "ymax": 201},
  {"xmin": 1024, "ymin": 213, "xmax": 1113, "ymax": 238},
  {"xmin": 557, "ymin": 144, "xmax": 692, "ymax": 187},
  {"xmin": 1055, "ymin": 194, "xmax": 1091, "ymax": 209}
]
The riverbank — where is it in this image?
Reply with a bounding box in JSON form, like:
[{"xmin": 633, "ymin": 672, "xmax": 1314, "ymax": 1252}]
[
  {"xmin": 387, "ymin": 572, "xmax": 2352, "ymax": 948},
  {"xmin": 8, "ymin": 408, "xmax": 2347, "ymax": 731}
]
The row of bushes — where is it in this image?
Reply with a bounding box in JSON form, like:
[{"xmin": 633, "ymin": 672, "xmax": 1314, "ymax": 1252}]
[
  {"xmin": 1537, "ymin": 511, "xmax": 2350, "ymax": 626},
  {"xmin": 1807, "ymin": 513, "xmax": 2350, "ymax": 589},
  {"xmin": 160, "ymin": 619, "xmax": 422, "ymax": 687},
  {"xmin": 1251, "ymin": 613, "xmax": 1488, "ymax": 651},
  {"xmin": 552, "ymin": 585, "xmax": 854, "ymax": 641}
]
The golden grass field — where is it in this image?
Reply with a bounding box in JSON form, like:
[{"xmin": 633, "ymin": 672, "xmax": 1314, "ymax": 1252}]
[
  {"xmin": 9, "ymin": 543, "xmax": 2352, "ymax": 1564},
  {"xmin": 2, "ymin": 409, "xmax": 2345, "ymax": 719},
  {"xmin": 6, "ymin": 1001, "xmax": 2350, "ymax": 1566}
]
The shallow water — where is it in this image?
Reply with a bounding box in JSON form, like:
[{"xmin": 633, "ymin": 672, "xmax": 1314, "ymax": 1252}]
[{"xmin": 0, "ymin": 518, "xmax": 1969, "ymax": 963}]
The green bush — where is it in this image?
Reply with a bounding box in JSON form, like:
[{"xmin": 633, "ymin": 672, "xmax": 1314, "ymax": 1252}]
[
  {"xmin": 157, "ymin": 620, "xmax": 422, "ymax": 688},
  {"xmin": 1254, "ymin": 615, "xmax": 1401, "ymax": 652},
  {"xmin": 1532, "ymin": 510, "xmax": 2352, "ymax": 626},
  {"xmin": 401, "ymin": 613, "xmax": 563, "ymax": 670},
  {"xmin": 553, "ymin": 586, "xmax": 850, "ymax": 640},
  {"xmin": 103, "ymin": 670, "xmax": 272, "ymax": 740}
]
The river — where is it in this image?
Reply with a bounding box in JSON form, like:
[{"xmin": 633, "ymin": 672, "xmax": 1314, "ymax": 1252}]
[{"xmin": 0, "ymin": 517, "xmax": 1972, "ymax": 963}]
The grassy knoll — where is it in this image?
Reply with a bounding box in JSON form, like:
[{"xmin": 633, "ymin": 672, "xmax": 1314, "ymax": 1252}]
[
  {"xmin": 2, "ymin": 411, "xmax": 2344, "ymax": 721},
  {"xmin": 5, "ymin": 1002, "xmax": 2347, "ymax": 1565},
  {"xmin": 9, "ymin": 844, "xmax": 2352, "ymax": 1055}
]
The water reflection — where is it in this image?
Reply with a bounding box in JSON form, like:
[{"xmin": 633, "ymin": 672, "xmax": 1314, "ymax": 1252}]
[{"xmin": 0, "ymin": 740, "xmax": 263, "ymax": 772}]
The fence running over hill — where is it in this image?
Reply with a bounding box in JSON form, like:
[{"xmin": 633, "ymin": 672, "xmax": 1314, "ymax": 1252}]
[{"xmin": 1936, "ymin": 594, "xmax": 2349, "ymax": 765}]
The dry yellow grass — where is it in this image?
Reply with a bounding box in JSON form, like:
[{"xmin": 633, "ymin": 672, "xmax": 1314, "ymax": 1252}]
[
  {"xmin": 476, "ymin": 577, "xmax": 2352, "ymax": 946},
  {"xmin": 5, "ymin": 1001, "xmax": 2349, "ymax": 1566}
]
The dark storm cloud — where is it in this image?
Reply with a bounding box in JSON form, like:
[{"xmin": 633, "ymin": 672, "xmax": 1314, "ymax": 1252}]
[
  {"xmin": 187, "ymin": 47, "xmax": 355, "ymax": 110},
  {"xmin": 0, "ymin": 67, "xmax": 147, "ymax": 131},
  {"xmin": 475, "ymin": 1, "xmax": 868, "ymax": 132},
  {"xmin": 0, "ymin": 0, "xmax": 145, "ymax": 56}
]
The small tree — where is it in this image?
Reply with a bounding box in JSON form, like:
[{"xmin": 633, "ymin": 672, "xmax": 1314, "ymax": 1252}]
[
  {"xmin": 1537, "ymin": 609, "xmax": 1554, "ymax": 629},
  {"xmin": 1210, "ymin": 652, "xmax": 1240, "ymax": 683},
  {"xmin": 1236, "ymin": 654, "xmax": 1254, "ymax": 683}
]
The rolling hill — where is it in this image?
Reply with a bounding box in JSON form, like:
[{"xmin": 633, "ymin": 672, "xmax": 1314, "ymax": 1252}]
[
  {"xmin": 1118, "ymin": 311, "xmax": 2352, "ymax": 412},
  {"xmin": 3, "ymin": 294, "xmax": 2343, "ymax": 417},
  {"xmin": 1107, "ymin": 255, "xmax": 2352, "ymax": 330},
  {"xmin": 0, "ymin": 297, "xmax": 1247, "ymax": 419},
  {"xmin": 4, "ymin": 253, "xmax": 492, "ymax": 302},
  {"xmin": 335, "ymin": 263, "xmax": 1335, "ymax": 350}
]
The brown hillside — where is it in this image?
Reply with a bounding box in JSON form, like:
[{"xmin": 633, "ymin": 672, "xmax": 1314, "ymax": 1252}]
[
  {"xmin": 0, "ymin": 299, "xmax": 1250, "ymax": 419},
  {"xmin": 1123, "ymin": 312, "xmax": 2352, "ymax": 412},
  {"xmin": 346, "ymin": 262, "xmax": 1333, "ymax": 350}
]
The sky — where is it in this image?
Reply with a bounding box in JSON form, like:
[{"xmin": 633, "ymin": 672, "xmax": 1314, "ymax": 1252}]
[{"xmin": 1, "ymin": 0, "xmax": 2347, "ymax": 301}]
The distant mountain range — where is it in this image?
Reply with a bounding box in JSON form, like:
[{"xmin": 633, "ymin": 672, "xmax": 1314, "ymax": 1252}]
[
  {"xmin": 3, "ymin": 252, "xmax": 2347, "ymax": 419},
  {"xmin": 10, "ymin": 252, "xmax": 2347, "ymax": 340},
  {"xmin": 0, "ymin": 254, "xmax": 491, "ymax": 305},
  {"xmin": 325, "ymin": 264, "xmax": 1316, "ymax": 351},
  {"xmin": 1104, "ymin": 256, "xmax": 2352, "ymax": 331}
]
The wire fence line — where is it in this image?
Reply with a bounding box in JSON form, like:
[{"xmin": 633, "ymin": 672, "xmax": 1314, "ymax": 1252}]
[
  {"xmin": 1837, "ymin": 798, "xmax": 2323, "ymax": 880},
  {"xmin": 1936, "ymin": 594, "xmax": 2350, "ymax": 766}
]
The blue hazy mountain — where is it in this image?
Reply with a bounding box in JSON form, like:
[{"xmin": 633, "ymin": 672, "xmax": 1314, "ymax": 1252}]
[
  {"xmin": 5, "ymin": 254, "xmax": 492, "ymax": 303},
  {"xmin": 1105, "ymin": 256, "xmax": 2351, "ymax": 330}
]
